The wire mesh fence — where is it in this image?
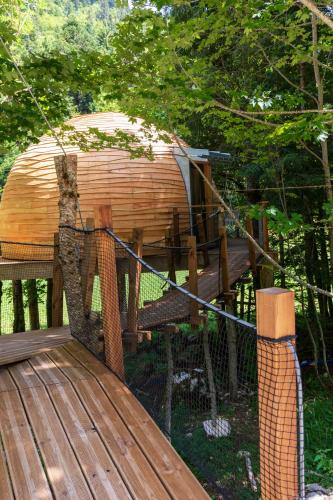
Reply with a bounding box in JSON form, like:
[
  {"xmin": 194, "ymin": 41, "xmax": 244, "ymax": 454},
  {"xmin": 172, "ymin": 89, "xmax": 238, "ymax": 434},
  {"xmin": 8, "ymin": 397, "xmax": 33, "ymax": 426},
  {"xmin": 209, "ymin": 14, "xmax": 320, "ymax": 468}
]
[{"xmin": 0, "ymin": 227, "xmax": 307, "ymax": 499}]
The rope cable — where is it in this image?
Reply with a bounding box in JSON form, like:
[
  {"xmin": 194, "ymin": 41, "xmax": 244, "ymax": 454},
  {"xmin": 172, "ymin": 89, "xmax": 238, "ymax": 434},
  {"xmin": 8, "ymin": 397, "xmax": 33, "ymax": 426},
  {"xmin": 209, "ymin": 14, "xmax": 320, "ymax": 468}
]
[{"xmin": 172, "ymin": 139, "xmax": 333, "ymax": 298}]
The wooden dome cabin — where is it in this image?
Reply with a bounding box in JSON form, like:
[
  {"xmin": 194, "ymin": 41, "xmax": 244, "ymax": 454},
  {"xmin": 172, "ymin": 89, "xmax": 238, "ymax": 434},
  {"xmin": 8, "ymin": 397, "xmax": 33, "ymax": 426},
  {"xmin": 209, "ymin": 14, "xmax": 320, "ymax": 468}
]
[{"xmin": 0, "ymin": 112, "xmax": 221, "ymax": 261}]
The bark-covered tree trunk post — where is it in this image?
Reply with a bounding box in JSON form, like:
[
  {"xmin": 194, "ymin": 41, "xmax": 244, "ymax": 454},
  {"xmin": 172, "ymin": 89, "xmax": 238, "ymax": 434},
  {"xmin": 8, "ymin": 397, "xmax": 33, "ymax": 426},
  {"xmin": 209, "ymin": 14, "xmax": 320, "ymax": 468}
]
[{"xmin": 54, "ymin": 154, "xmax": 90, "ymax": 343}]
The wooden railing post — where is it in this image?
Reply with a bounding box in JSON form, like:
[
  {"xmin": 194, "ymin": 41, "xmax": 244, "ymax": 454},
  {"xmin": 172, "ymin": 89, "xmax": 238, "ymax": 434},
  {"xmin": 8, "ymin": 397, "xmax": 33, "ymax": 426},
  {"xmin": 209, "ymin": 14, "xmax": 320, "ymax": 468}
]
[
  {"xmin": 259, "ymin": 201, "xmax": 269, "ymax": 252},
  {"xmin": 173, "ymin": 208, "xmax": 181, "ymax": 264},
  {"xmin": 165, "ymin": 227, "xmax": 176, "ymax": 284},
  {"xmin": 187, "ymin": 235, "xmax": 199, "ymax": 326},
  {"xmin": 127, "ymin": 227, "xmax": 143, "ymax": 351},
  {"xmin": 203, "ymin": 162, "xmax": 214, "ymax": 240},
  {"xmin": 81, "ymin": 218, "xmax": 97, "ymax": 318},
  {"xmin": 196, "ymin": 213, "xmax": 210, "ymax": 267},
  {"xmin": 94, "ymin": 205, "xmax": 124, "ymax": 380},
  {"xmin": 219, "ymin": 225, "xmax": 238, "ymax": 400},
  {"xmin": 219, "ymin": 225, "xmax": 230, "ymax": 293},
  {"xmin": 245, "ymin": 216, "xmax": 257, "ymax": 276},
  {"xmin": 256, "ymin": 287, "xmax": 298, "ymax": 500},
  {"xmin": 52, "ymin": 232, "xmax": 64, "ymax": 327}
]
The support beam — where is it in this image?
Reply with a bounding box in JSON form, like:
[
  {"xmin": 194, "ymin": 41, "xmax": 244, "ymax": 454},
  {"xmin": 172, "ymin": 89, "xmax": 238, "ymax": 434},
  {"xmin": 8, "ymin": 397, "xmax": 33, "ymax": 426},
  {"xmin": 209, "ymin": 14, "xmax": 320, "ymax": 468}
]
[
  {"xmin": 94, "ymin": 205, "xmax": 124, "ymax": 379},
  {"xmin": 165, "ymin": 227, "xmax": 176, "ymax": 284},
  {"xmin": 187, "ymin": 235, "xmax": 199, "ymax": 326},
  {"xmin": 173, "ymin": 208, "xmax": 181, "ymax": 264},
  {"xmin": 196, "ymin": 213, "xmax": 209, "ymax": 267},
  {"xmin": 245, "ymin": 216, "xmax": 257, "ymax": 276},
  {"xmin": 203, "ymin": 162, "xmax": 214, "ymax": 240},
  {"xmin": 81, "ymin": 218, "xmax": 97, "ymax": 318},
  {"xmin": 127, "ymin": 228, "xmax": 143, "ymax": 351},
  {"xmin": 52, "ymin": 233, "xmax": 63, "ymax": 327},
  {"xmin": 256, "ymin": 287, "xmax": 298, "ymax": 500}
]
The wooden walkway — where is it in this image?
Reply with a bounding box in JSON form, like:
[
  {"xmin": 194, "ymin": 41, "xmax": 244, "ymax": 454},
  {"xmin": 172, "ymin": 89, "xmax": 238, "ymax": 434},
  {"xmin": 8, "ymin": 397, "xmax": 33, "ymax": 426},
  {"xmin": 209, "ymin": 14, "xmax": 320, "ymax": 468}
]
[
  {"xmin": 0, "ymin": 339, "xmax": 209, "ymax": 499},
  {"xmin": 0, "ymin": 326, "xmax": 72, "ymax": 366},
  {"xmin": 139, "ymin": 239, "xmax": 257, "ymax": 329}
]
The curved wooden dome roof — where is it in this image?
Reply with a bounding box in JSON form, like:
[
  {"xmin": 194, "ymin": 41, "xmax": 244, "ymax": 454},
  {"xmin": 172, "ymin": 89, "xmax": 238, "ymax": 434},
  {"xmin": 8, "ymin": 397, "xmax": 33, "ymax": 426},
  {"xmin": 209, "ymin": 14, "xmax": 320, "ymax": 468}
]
[{"xmin": 0, "ymin": 112, "xmax": 190, "ymax": 260}]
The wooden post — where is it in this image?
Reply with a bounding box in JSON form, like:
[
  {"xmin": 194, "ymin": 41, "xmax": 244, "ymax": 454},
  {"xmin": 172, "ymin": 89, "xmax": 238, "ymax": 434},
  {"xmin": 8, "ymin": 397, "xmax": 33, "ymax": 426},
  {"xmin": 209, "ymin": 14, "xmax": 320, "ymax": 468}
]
[
  {"xmin": 81, "ymin": 218, "xmax": 97, "ymax": 317},
  {"xmin": 219, "ymin": 225, "xmax": 238, "ymax": 399},
  {"xmin": 196, "ymin": 213, "xmax": 210, "ymax": 267},
  {"xmin": 256, "ymin": 288, "xmax": 298, "ymax": 500},
  {"xmin": 12, "ymin": 280, "xmax": 25, "ymax": 333},
  {"xmin": 163, "ymin": 323, "xmax": 179, "ymax": 440},
  {"xmin": 165, "ymin": 227, "xmax": 176, "ymax": 284},
  {"xmin": 46, "ymin": 278, "xmax": 53, "ymax": 328},
  {"xmin": 219, "ymin": 226, "xmax": 230, "ymax": 294},
  {"xmin": 187, "ymin": 235, "xmax": 199, "ymax": 326},
  {"xmin": 260, "ymin": 201, "xmax": 269, "ymax": 252},
  {"xmin": 245, "ymin": 216, "xmax": 257, "ymax": 276},
  {"xmin": 27, "ymin": 279, "xmax": 40, "ymax": 330},
  {"xmin": 94, "ymin": 205, "xmax": 124, "ymax": 379},
  {"xmin": 127, "ymin": 227, "xmax": 143, "ymax": 351},
  {"xmin": 173, "ymin": 208, "xmax": 181, "ymax": 264},
  {"xmin": 203, "ymin": 162, "xmax": 214, "ymax": 240},
  {"xmin": 52, "ymin": 233, "xmax": 63, "ymax": 327}
]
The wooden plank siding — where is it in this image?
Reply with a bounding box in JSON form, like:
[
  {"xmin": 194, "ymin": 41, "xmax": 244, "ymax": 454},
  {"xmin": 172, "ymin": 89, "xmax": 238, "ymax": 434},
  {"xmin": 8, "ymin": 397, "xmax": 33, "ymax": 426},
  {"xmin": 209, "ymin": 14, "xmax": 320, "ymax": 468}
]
[
  {"xmin": 0, "ymin": 112, "xmax": 190, "ymax": 260},
  {"xmin": 0, "ymin": 339, "xmax": 209, "ymax": 500}
]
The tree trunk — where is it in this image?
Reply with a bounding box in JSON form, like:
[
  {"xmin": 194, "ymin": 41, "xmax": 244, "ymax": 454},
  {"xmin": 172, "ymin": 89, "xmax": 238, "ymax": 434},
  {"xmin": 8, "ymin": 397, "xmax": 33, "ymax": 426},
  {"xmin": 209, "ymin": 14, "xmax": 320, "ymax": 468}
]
[
  {"xmin": 12, "ymin": 280, "xmax": 25, "ymax": 333},
  {"xmin": 54, "ymin": 154, "xmax": 90, "ymax": 343},
  {"xmin": 27, "ymin": 279, "xmax": 40, "ymax": 330}
]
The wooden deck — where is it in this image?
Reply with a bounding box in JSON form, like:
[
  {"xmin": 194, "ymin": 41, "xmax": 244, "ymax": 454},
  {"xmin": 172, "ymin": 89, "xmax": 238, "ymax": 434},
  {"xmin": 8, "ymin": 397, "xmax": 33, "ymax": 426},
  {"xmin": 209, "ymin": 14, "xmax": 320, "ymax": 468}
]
[
  {"xmin": 139, "ymin": 239, "xmax": 258, "ymax": 329},
  {"xmin": 0, "ymin": 326, "xmax": 72, "ymax": 366},
  {"xmin": 0, "ymin": 339, "xmax": 209, "ymax": 499}
]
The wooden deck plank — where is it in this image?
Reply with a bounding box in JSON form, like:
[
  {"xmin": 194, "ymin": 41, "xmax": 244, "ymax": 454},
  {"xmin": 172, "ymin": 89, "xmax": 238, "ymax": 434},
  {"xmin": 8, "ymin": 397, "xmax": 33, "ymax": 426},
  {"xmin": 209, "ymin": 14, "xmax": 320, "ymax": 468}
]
[
  {"xmin": 0, "ymin": 326, "xmax": 72, "ymax": 366},
  {"xmin": 0, "ymin": 367, "xmax": 17, "ymax": 393},
  {"xmin": 47, "ymin": 346, "xmax": 95, "ymax": 381},
  {"xmin": 30, "ymin": 352, "xmax": 132, "ymax": 499},
  {"xmin": 8, "ymin": 360, "xmax": 44, "ymax": 389},
  {"xmin": 29, "ymin": 353, "xmax": 69, "ymax": 386},
  {"xmin": 47, "ymin": 382, "xmax": 132, "ymax": 499},
  {"xmin": 0, "ymin": 442, "xmax": 14, "ymax": 500},
  {"xmin": 9, "ymin": 362, "xmax": 93, "ymax": 500},
  {"xmin": 0, "ymin": 389, "xmax": 52, "ymax": 500},
  {"xmin": 74, "ymin": 377, "xmax": 171, "ymax": 499},
  {"xmin": 65, "ymin": 341, "xmax": 209, "ymax": 499}
]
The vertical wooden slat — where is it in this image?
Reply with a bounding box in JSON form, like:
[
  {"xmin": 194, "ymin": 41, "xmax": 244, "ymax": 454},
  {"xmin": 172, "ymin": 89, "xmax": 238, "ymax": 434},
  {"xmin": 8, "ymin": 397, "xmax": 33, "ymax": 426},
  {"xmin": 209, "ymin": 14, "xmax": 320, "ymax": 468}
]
[
  {"xmin": 196, "ymin": 213, "xmax": 209, "ymax": 267},
  {"xmin": 173, "ymin": 208, "xmax": 181, "ymax": 264},
  {"xmin": 245, "ymin": 216, "xmax": 257, "ymax": 276},
  {"xmin": 203, "ymin": 162, "xmax": 214, "ymax": 240},
  {"xmin": 187, "ymin": 235, "xmax": 199, "ymax": 325},
  {"xmin": 127, "ymin": 228, "xmax": 144, "ymax": 347},
  {"xmin": 256, "ymin": 287, "xmax": 298, "ymax": 500},
  {"xmin": 12, "ymin": 280, "xmax": 25, "ymax": 333},
  {"xmin": 81, "ymin": 218, "xmax": 97, "ymax": 317},
  {"xmin": 219, "ymin": 226, "xmax": 230, "ymax": 293},
  {"xmin": 52, "ymin": 233, "xmax": 63, "ymax": 327},
  {"xmin": 260, "ymin": 201, "xmax": 269, "ymax": 252},
  {"xmin": 94, "ymin": 205, "xmax": 124, "ymax": 380},
  {"xmin": 27, "ymin": 280, "xmax": 40, "ymax": 330},
  {"xmin": 46, "ymin": 279, "xmax": 53, "ymax": 328},
  {"xmin": 165, "ymin": 227, "xmax": 176, "ymax": 284}
]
